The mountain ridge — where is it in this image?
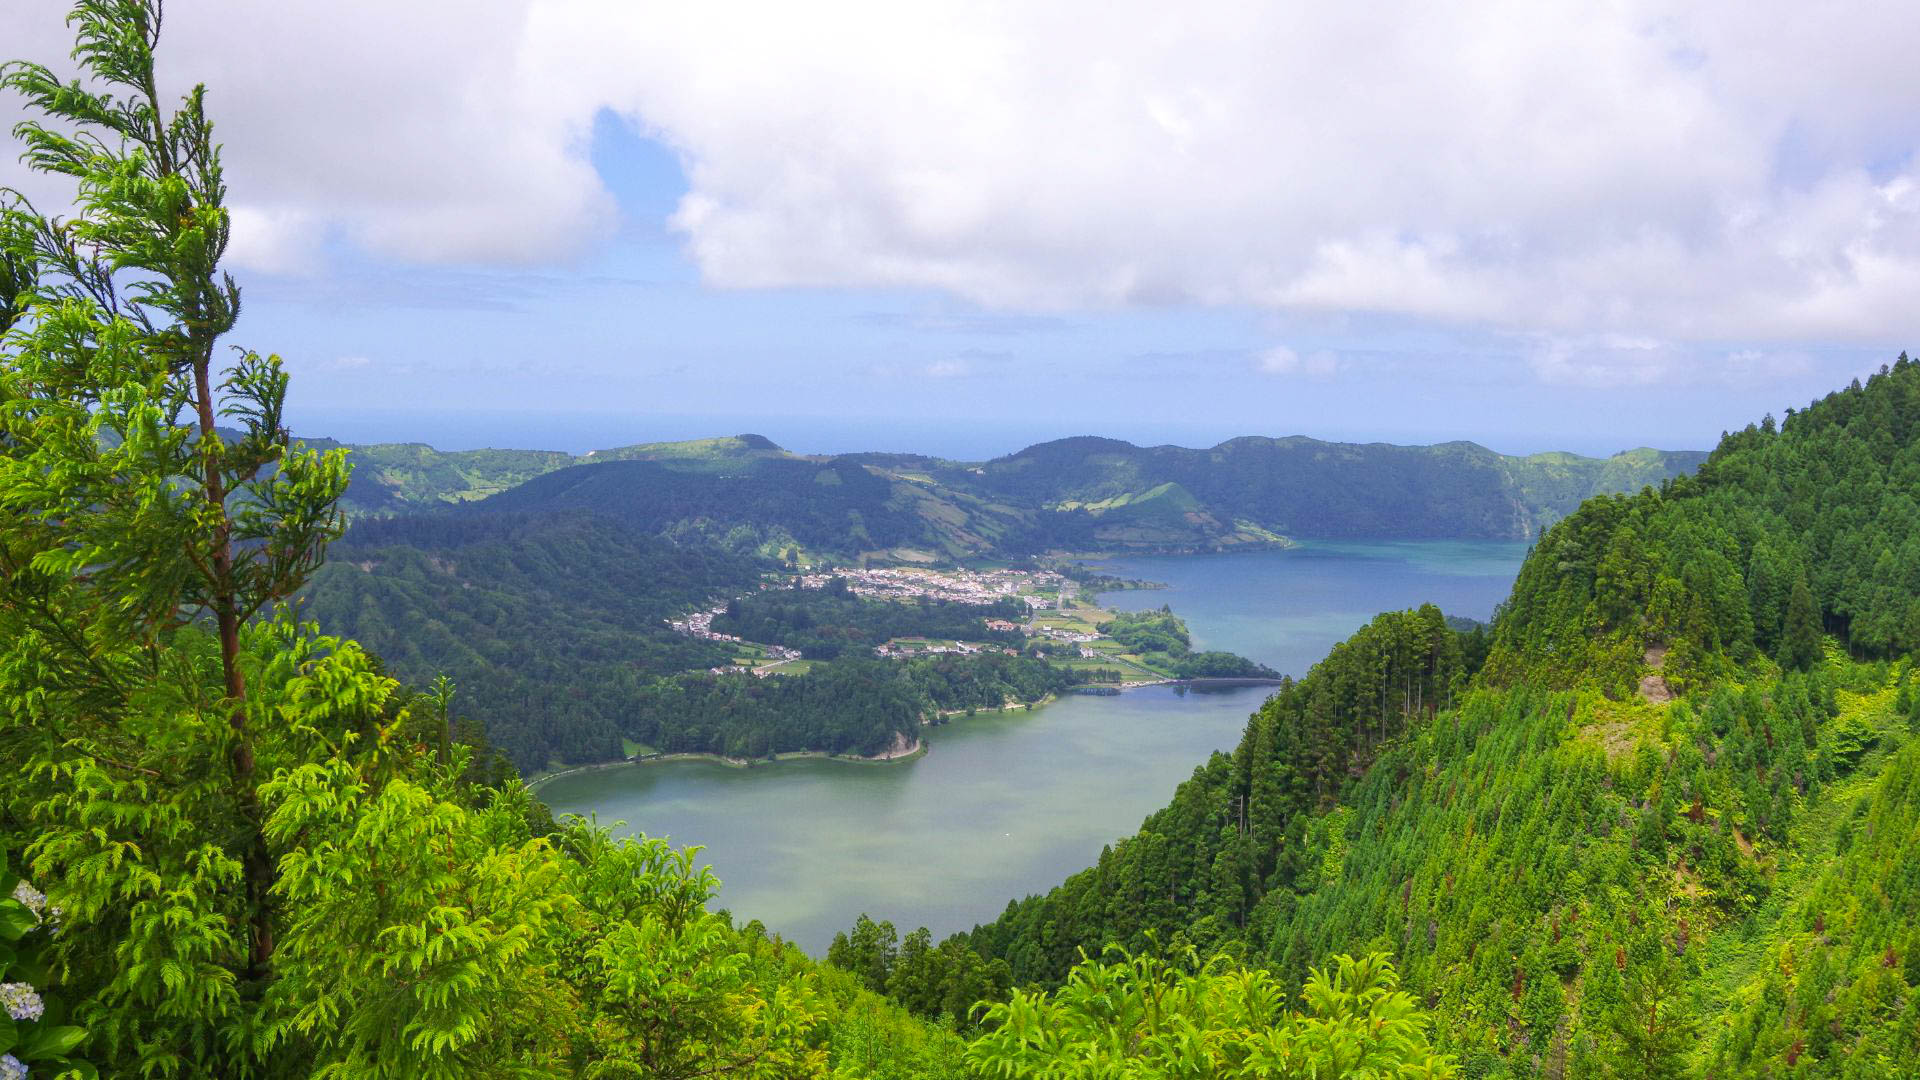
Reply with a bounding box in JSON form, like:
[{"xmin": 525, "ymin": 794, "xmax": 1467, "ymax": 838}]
[{"xmin": 323, "ymin": 430, "xmax": 1706, "ymax": 560}]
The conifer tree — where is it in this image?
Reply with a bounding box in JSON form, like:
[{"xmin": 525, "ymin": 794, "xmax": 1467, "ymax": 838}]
[
  {"xmin": 2, "ymin": 0, "xmax": 350, "ymax": 986},
  {"xmin": 1779, "ymin": 578, "xmax": 1823, "ymax": 671}
]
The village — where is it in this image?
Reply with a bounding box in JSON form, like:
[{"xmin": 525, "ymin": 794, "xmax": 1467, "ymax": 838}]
[
  {"xmin": 666, "ymin": 563, "xmax": 1156, "ymax": 679},
  {"xmin": 790, "ymin": 565, "xmax": 1066, "ymax": 610}
]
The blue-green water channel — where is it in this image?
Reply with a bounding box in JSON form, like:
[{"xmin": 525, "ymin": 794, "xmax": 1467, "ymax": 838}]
[{"xmin": 536, "ymin": 540, "xmax": 1528, "ymax": 953}]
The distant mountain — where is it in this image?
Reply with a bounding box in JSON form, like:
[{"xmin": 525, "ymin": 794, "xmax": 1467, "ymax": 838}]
[
  {"xmin": 963, "ymin": 435, "xmax": 1708, "ymax": 543},
  {"xmin": 315, "ymin": 429, "xmax": 1706, "ymax": 560}
]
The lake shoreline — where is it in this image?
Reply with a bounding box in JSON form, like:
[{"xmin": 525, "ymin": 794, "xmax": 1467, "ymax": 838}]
[
  {"xmin": 529, "ymin": 736, "xmax": 929, "ymax": 791},
  {"xmin": 529, "ymin": 677, "xmax": 1288, "ymax": 792}
]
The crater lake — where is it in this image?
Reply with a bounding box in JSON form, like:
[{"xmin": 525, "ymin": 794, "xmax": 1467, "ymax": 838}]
[{"xmin": 535, "ymin": 539, "xmax": 1530, "ymax": 952}]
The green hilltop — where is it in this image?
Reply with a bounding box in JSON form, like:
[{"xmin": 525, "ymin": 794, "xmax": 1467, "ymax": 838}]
[{"xmin": 325, "ymin": 433, "xmax": 788, "ymax": 516}]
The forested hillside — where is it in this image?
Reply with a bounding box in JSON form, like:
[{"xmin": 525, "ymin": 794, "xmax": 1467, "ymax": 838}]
[
  {"xmin": 325, "ymin": 433, "xmax": 789, "ymax": 518},
  {"xmin": 302, "ymin": 512, "xmax": 768, "ymax": 767},
  {"xmin": 898, "ymin": 359, "xmax": 1920, "ymax": 1077},
  {"xmin": 304, "ymin": 513, "xmax": 1083, "ymax": 770},
  {"xmin": 0, "ymin": 6, "xmax": 1470, "ymax": 1076},
  {"xmin": 628, "ymin": 654, "xmax": 1073, "ymax": 760},
  {"xmin": 1487, "ymin": 365, "xmax": 1920, "ymax": 691}
]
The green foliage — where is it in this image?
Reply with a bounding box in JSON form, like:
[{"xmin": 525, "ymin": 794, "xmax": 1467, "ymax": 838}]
[
  {"xmin": 826, "ymin": 916, "xmax": 1012, "ymax": 1031},
  {"xmin": 1707, "ymin": 738, "xmax": 1920, "ymax": 1076},
  {"xmin": 627, "ymin": 653, "xmax": 1071, "ymax": 761},
  {"xmin": 1170, "ymin": 651, "xmax": 1280, "ymax": 680},
  {"xmin": 1098, "ymin": 608, "xmax": 1193, "ymax": 662},
  {"xmin": 940, "ymin": 358, "xmax": 1920, "ymax": 1072},
  {"xmin": 966, "ymin": 434, "xmax": 1703, "ymax": 548},
  {"xmin": 477, "ymin": 457, "xmax": 940, "ymax": 559},
  {"xmin": 965, "ymin": 946, "xmax": 1456, "ymax": 1078},
  {"xmin": 335, "ymin": 427, "xmax": 1701, "ymax": 565},
  {"xmin": 2, "ymin": 0, "xmax": 348, "ymax": 1024},
  {"xmin": 322, "ymin": 441, "xmax": 579, "ymax": 518},
  {"xmin": 304, "ymin": 514, "xmax": 1091, "ymax": 769},
  {"xmin": 1780, "ymin": 577, "xmax": 1823, "ymax": 671}
]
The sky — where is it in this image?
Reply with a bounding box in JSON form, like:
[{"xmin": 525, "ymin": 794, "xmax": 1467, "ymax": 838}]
[{"xmin": 5, "ymin": 1, "xmax": 1918, "ymax": 459}]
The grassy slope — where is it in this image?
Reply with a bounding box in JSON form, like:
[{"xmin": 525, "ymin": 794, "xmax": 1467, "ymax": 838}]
[{"xmin": 1262, "ymin": 655, "xmax": 1913, "ymax": 1076}]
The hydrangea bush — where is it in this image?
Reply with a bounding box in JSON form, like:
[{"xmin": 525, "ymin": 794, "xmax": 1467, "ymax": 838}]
[{"xmin": 0, "ymin": 850, "xmax": 90, "ymax": 1078}]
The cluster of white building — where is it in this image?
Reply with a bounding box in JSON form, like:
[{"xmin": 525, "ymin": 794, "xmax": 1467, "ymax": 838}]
[
  {"xmin": 668, "ymin": 605, "xmax": 740, "ymax": 643},
  {"xmin": 791, "ymin": 565, "xmax": 1069, "ymax": 609},
  {"xmin": 666, "ymin": 566, "xmax": 1112, "ymax": 673},
  {"xmin": 873, "ymin": 640, "xmax": 1020, "ymax": 658},
  {"xmin": 667, "ymin": 605, "xmax": 801, "ymax": 666},
  {"xmin": 672, "ymin": 607, "xmax": 737, "ymax": 638}
]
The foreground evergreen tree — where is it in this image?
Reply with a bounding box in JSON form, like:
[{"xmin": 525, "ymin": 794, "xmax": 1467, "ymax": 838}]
[{"xmin": 1, "ymin": 0, "xmax": 352, "ymax": 994}]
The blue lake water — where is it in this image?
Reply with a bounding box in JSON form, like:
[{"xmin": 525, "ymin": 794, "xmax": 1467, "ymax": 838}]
[
  {"xmin": 1091, "ymin": 540, "xmax": 1530, "ymax": 676},
  {"xmin": 537, "ymin": 540, "xmax": 1529, "ymax": 953}
]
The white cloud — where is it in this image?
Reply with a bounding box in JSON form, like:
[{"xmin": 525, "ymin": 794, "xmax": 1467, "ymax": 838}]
[
  {"xmin": 225, "ymin": 206, "xmax": 323, "ymax": 276},
  {"xmin": 1526, "ymin": 337, "xmax": 1818, "ymax": 388},
  {"xmin": 6, "ymin": 0, "xmax": 1920, "ymax": 353},
  {"xmin": 4, "ymin": 0, "xmax": 614, "ymax": 271},
  {"xmin": 923, "ymin": 358, "xmax": 974, "ymax": 378},
  {"xmin": 1256, "ymin": 346, "xmax": 1337, "ymax": 378}
]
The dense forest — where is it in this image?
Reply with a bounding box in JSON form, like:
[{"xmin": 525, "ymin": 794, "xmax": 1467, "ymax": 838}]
[
  {"xmin": 302, "ymin": 512, "xmax": 768, "ymax": 768},
  {"xmin": 1485, "ymin": 364, "xmax": 1920, "ymax": 691},
  {"xmin": 625, "ymin": 654, "xmax": 1073, "ymax": 760},
  {"xmin": 1097, "ymin": 607, "xmax": 1283, "ymax": 679},
  {"xmin": 822, "ymin": 358, "xmax": 1920, "ymax": 1076},
  {"xmin": 474, "ymin": 456, "xmax": 938, "ymax": 559},
  {"xmin": 0, "ymin": 9, "xmax": 991, "ymax": 1074},
  {"xmin": 963, "ymin": 436, "xmax": 1708, "ymax": 546}
]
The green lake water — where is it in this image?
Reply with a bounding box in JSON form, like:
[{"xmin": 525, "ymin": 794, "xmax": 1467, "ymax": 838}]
[{"xmin": 537, "ymin": 540, "xmax": 1529, "ymax": 953}]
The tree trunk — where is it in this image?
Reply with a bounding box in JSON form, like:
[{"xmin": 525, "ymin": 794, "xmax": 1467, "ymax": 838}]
[{"xmin": 192, "ymin": 354, "xmax": 274, "ymax": 976}]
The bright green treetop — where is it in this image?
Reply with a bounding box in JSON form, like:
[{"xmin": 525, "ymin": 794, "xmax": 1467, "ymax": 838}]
[{"xmin": 966, "ymin": 946, "xmax": 1456, "ymax": 1079}]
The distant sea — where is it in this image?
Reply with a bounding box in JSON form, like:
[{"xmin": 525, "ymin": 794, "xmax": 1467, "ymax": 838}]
[{"xmin": 290, "ymin": 408, "xmax": 1234, "ymax": 461}]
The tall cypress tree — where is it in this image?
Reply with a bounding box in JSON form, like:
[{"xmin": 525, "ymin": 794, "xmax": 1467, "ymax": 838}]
[
  {"xmin": 1779, "ymin": 577, "xmax": 1823, "ymax": 671},
  {"xmin": 1, "ymin": 0, "xmax": 351, "ymax": 986}
]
